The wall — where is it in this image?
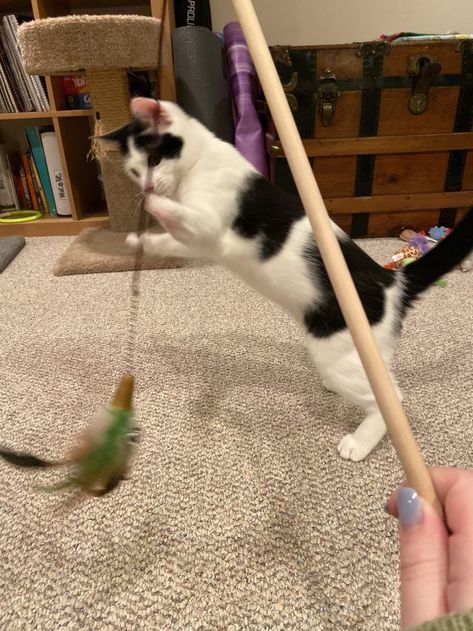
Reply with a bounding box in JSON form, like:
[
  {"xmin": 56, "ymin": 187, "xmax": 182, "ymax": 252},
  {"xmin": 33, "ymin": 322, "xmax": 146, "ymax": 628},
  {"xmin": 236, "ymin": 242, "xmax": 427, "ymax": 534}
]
[{"xmin": 210, "ymin": 0, "xmax": 473, "ymax": 45}]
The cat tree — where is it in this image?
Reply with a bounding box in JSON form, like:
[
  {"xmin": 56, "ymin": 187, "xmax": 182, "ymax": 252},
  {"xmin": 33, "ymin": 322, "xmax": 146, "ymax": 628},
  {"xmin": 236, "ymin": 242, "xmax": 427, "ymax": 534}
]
[{"xmin": 18, "ymin": 15, "xmax": 162, "ymax": 234}]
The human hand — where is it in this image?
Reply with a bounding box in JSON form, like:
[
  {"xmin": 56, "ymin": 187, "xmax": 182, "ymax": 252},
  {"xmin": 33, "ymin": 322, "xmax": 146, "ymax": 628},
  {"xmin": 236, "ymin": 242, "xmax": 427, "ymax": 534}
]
[{"xmin": 386, "ymin": 468, "xmax": 473, "ymax": 629}]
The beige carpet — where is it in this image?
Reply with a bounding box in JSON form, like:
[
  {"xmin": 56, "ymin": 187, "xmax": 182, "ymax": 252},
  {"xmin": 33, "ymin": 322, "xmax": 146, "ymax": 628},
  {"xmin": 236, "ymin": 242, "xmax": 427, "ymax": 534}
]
[
  {"xmin": 0, "ymin": 236, "xmax": 472, "ymax": 630},
  {"xmin": 53, "ymin": 228, "xmax": 185, "ymax": 276}
]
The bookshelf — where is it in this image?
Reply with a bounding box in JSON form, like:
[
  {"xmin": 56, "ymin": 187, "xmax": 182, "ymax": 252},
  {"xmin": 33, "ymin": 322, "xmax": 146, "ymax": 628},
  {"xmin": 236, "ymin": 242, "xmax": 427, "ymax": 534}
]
[{"xmin": 0, "ymin": 0, "xmax": 175, "ymax": 237}]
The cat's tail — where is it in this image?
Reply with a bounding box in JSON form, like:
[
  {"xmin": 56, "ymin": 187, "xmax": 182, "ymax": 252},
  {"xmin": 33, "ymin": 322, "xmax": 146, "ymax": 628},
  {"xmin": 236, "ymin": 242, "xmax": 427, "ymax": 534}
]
[{"xmin": 402, "ymin": 207, "xmax": 473, "ymax": 303}]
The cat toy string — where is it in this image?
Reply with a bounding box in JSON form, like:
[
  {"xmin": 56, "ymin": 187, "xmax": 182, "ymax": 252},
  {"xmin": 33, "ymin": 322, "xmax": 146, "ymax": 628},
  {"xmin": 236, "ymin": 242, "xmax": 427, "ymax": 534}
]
[
  {"xmin": 126, "ymin": 0, "xmax": 167, "ymax": 372},
  {"xmin": 124, "ymin": 174, "xmax": 151, "ymax": 376}
]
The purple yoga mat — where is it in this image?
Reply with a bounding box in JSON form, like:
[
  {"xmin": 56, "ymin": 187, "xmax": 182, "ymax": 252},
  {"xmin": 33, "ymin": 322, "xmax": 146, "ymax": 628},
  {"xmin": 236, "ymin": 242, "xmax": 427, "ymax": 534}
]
[{"xmin": 223, "ymin": 21, "xmax": 268, "ymax": 178}]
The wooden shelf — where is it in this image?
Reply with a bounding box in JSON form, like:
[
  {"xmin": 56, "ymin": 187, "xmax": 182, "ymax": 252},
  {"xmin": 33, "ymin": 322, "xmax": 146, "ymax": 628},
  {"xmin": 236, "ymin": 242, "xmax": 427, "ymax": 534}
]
[
  {"xmin": 0, "ymin": 0, "xmax": 175, "ymax": 237},
  {"xmin": 0, "ymin": 110, "xmax": 93, "ymax": 120},
  {"xmin": 0, "ymin": 213, "xmax": 110, "ymax": 237}
]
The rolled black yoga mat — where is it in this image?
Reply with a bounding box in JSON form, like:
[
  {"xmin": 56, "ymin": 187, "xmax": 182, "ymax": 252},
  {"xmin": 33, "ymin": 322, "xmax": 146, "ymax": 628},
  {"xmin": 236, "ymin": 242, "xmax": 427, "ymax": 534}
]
[
  {"xmin": 172, "ymin": 26, "xmax": 234, "ymax": 144},
  {"xmin": 174, "ymin": 0, "xmax": 212, "ymax": 29}
]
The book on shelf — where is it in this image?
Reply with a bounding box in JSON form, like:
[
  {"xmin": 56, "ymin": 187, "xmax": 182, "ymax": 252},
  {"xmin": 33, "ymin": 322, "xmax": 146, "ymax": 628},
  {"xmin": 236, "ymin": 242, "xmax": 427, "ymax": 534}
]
[
  {"xmin": 25, "ymin": 126, "xmax": 56, "ymax": 215},
  {"xmin": 0, "ymin": 15, "xmax": 49, "ymax": 113},
  {"xmin": 30, "ymin": 156, "xmax": 48, "ymax": 213},
  {"xmin": 62, "ymin": 74, "xmax": 92, "ymax": 110},
  {"xmin": 21, "ymin": 151, "xmax": 39, "ymax": 210},
  {"xmin": 0, "ymin": 36, "xmax": 22, "ymax": 111},
  {"xmin": 41, "ymin": 131, "xmax": 72, "ymax": 216},
  {"xmin": 9, "ymin": 153, "xmax": 28, "ymax": 208},
  {"xmin": 0, "ymin": 144, "xmax": 18, "ymax": 209},
  {"xmin": 5, "ymin": 153, "xmax": 19, "ymax": 207},
  {"xmin": 28, "ymin": 152, "xmax": 46, "ymax": 213},
  {"xmin": 0, "ymin": 128, "xmax": 72, "ymax": 218}
]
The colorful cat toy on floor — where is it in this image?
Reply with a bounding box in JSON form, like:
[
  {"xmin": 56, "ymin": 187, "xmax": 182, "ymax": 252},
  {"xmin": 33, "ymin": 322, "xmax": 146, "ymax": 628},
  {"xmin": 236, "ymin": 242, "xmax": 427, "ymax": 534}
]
[{"xmin": 0, "ymin": 374, "xmax": 138, "ymax": 496}]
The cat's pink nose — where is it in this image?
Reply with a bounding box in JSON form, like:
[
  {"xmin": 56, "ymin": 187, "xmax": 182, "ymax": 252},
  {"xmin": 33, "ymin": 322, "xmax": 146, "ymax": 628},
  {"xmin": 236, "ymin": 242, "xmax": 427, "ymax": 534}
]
[{"xmin": 144, "ymin": 184, "xmax": 154, "ymax": 194}]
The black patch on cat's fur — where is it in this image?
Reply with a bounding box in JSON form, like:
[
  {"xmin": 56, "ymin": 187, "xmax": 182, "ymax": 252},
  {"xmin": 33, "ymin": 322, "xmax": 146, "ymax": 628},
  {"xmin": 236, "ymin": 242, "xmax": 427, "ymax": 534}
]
[
  {"xmin": 160, "ymin": 133, "xmax": 183, "ymax": 159},
  {"xmin": 99, "ymin": 119, "xmax": 145, "ymax": 154},
  {"xmin": 235, "ymin": 175, "xmax": 305, "ymax": 259},
  {"xmin": 304, "ymin": 235, "xmax": 396, "ymax": 338},
  {"xmin": 99, "ymin": 123, "xmax": 183, "ymax": 165}
]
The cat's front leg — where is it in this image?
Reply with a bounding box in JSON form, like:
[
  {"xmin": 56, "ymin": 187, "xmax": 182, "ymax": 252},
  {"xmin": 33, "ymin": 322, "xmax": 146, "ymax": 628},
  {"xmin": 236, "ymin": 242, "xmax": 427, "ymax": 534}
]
[
  {"xmin": 125, "ymin": 231, "xmax": 194, "ymax": 258},
  {"xmin": 144, "ymin": 194, "xmax": 199, "ymax": 244}
]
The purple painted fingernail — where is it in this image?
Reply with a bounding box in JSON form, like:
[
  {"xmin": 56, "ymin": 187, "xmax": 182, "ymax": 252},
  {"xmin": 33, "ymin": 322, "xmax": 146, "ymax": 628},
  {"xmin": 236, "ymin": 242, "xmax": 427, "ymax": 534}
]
[{"xmin": 397, "ymin": 487, "xmax": 421, "ymax": 528}]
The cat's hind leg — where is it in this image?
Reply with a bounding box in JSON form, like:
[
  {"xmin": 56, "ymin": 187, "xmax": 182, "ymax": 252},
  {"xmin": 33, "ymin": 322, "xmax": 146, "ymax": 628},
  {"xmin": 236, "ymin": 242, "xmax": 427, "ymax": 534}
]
[{"xmin": 307, "ymin": 332, "xmax": 400, "ymax": 461}]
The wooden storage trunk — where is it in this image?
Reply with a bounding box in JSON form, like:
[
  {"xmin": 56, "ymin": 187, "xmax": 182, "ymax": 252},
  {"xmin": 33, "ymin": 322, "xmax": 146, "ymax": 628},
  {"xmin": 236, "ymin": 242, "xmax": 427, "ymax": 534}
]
[{"xmin": 265, "ymin": 39, "xmax": 473, "ymax": 237}]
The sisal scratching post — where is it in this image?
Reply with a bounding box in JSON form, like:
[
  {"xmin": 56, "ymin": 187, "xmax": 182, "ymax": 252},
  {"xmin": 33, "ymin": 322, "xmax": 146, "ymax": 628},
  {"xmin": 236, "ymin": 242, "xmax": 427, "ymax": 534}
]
[
  {"xmin": 86, "ymin": 69, "xmax": 131, "ymax": 134},
  {"xmin": 232, "ymin": 0, "xmax": 441, "ymax": 512},
  {"xmin": 18, "ymin": 15, "xmax": 161, "ymax": 233}
]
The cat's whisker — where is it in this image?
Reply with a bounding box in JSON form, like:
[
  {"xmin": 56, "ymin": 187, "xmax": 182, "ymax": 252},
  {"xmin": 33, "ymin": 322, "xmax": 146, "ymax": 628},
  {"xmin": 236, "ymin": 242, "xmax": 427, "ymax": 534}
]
[
  {"xmin": 133, "ymin": 196, "xmax": 145, "ymax": 215},
  {"xmin": 132, "ymin": 191, "xmax": 145, "ymax": 202}
]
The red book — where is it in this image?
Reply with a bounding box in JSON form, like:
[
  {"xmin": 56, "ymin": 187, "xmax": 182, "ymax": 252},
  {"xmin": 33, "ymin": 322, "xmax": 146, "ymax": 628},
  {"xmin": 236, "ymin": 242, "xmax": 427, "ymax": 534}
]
[
  {"xmin": 18, "ymin": 162, "xmax": 33, "ymax": 208},
  {"xmin": 22, "ymin": 152, "xmax": 39, "ymax": 210},
  {"xmin": 62, "ymin": 74, "xmax": 91, "ymax": 109}
]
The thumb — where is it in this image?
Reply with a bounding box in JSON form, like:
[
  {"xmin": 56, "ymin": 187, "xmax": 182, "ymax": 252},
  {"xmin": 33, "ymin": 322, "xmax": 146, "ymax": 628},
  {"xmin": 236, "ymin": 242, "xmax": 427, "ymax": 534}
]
[{"xmin": 396, "ymin": 488, "xmax": 449, "ymax": 629}]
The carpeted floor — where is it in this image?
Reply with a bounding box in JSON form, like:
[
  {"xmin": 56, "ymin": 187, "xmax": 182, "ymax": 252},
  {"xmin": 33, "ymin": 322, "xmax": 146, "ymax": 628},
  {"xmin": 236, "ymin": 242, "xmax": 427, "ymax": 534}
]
[{"xmin": 0, "ymin": 236, "xmax": 472, "ymax": 630}]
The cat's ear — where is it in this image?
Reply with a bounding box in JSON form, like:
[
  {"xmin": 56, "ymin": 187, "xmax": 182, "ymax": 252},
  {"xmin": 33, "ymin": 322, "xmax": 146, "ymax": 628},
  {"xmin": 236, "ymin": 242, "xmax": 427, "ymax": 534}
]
[
  {"xmin": 130, "ymin": 97, "xmax": 172, "ymax": 127},
  {"xmin": 92, "ymin": 122, "xmax": 132, "ymax": 154},
  {"xmin": 97, "ymin": 123, "xmax": 130, "ymax": 144}
]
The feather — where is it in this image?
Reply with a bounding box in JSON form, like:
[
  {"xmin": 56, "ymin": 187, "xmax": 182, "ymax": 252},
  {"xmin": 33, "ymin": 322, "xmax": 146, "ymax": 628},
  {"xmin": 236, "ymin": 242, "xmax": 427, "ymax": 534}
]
[
  {"xmin": 0, "ymin": 448, "xmax": 61, "ymax": 468},
  {"xmin": 35, "ymin": 477, "xmax": 77, "ymax": 493},
  {"xmin": 0, "ymin": 375, "xmax": 137, "ymax": 497}
]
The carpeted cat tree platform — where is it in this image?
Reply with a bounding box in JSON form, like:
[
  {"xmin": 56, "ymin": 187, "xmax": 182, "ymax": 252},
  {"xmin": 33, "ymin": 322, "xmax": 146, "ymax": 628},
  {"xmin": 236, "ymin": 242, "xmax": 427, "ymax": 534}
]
[{"xmin": 18, "ymin": 15, "xmax": 183, "ymax": 274}]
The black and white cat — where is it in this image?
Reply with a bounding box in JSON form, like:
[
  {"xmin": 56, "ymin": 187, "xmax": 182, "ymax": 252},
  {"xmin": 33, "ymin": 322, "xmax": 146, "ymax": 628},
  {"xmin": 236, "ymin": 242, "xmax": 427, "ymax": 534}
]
[{"xmin": 102, "ymin": 97, "xmax": 473, "ymax": 462}]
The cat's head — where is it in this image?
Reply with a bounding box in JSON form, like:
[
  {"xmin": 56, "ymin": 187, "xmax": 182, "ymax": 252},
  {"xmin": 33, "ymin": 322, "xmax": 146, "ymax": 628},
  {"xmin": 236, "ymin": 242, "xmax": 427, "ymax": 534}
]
[{"xmin": 99, "ymin": 98, "xmax": 189, "ymax": 196}]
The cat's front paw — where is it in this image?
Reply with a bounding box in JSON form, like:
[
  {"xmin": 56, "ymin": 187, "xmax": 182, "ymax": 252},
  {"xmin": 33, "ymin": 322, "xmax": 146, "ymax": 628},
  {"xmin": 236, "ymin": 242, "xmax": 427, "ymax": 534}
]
[
  {"xmin": 145, "ymin": 195, "xmax": 180, "ymax": 233},
  {"xmin": 125, "ymin": 231, "xmax": 161, "ymax": 256},
  {"xmin": 125, "ymin": 232, "xmax": 141, "ymax": 249},
  {"xmin": 322, "ymin": 379, "xmax": 335, "ymax": 393},
  {"xmin": 337, "ymin": 433, "xmax": 372, "ymax": 462}
]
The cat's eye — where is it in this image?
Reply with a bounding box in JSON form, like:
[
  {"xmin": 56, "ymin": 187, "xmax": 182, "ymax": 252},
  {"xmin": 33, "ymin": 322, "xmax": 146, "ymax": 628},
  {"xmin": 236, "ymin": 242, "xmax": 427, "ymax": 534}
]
[{"xmin": 129, "ymin": 168, "xmax": 139, "ymax": 177}]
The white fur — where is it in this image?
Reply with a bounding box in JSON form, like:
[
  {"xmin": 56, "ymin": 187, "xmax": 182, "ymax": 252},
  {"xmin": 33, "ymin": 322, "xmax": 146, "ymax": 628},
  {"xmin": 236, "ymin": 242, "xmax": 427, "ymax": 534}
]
[{"xmin": 124, "ymin": 101, "xmax": 409, "ymax": 461}]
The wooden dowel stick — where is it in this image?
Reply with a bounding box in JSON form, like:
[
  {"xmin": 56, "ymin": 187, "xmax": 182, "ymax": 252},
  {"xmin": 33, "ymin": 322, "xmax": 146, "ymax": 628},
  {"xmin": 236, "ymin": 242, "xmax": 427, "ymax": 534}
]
[{"xmin": 232, "ymin": 0, "xmax": 441, "ymax": 512}]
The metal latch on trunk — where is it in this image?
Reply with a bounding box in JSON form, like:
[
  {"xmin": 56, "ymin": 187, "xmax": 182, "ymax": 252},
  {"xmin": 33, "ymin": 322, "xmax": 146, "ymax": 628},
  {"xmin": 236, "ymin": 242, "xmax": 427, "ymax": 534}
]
[
  {"xmin": 407, "ymin": 55, "xmax": 441, "ymax": 114},
  {"xmin": 317, "ymin": 68, "xmax": 341, "ymax": 126}
]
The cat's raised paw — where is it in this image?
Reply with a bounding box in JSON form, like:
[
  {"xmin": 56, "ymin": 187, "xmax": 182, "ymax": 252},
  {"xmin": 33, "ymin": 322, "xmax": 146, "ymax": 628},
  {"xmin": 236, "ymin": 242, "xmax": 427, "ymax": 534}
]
[
  {"xmin": 337, "ymin": 433, "xmax": 371, "ymax": 462},
  {"xmin": 125, "ymin": 232, "xmax": 140, "ymax": 249}
]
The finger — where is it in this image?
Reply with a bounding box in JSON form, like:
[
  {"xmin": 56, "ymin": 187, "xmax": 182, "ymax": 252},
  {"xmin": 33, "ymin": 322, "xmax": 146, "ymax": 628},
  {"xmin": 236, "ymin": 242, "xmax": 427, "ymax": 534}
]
[
  {"xmin": 441, "ymin": 472, "xmax": 473, "ymax": 613},
  {"xmin": 386, "ymin": 468, "xmax": 473, "ymax": 529},
  {"xmin": 397, "ymin": 488, "xmax": 448, "ymax": 630},
  {"xmin": 386, "ymin": 469, "xmax": 473, "ymax": 617},
  {"xmin": 429, "ymin": 468, "xmax": 473, "ymax": 534}
]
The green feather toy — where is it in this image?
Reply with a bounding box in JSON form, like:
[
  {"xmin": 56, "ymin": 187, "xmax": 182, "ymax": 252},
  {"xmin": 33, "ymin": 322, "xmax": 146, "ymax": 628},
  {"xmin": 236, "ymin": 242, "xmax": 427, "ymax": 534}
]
[{"xmin": 0, "ymin": 374, "xmax": 138, "ymax": 497}]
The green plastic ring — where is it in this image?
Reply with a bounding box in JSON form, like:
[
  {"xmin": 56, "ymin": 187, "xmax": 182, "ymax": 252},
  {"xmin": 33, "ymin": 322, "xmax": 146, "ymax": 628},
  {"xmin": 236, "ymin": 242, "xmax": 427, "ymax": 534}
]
[{"xmin": 0, "ymin": 210, "xmax": 43, "ymax": 223}]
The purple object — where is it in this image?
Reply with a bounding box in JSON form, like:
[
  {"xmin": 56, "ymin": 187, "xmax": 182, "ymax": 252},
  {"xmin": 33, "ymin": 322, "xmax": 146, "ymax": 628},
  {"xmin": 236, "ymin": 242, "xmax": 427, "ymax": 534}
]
[
  {"xmin": 223, "ymin": 21, "xmax": 268, "ymax": 177},
  {"xmin": 409, "ymin": 234, "xmax": 430, "ymax": 254}
]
